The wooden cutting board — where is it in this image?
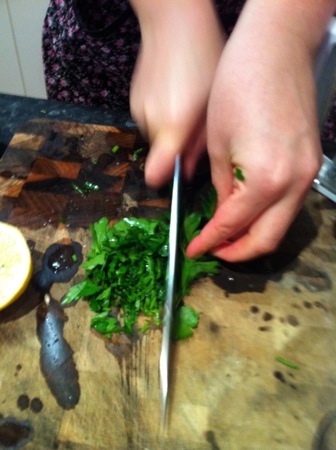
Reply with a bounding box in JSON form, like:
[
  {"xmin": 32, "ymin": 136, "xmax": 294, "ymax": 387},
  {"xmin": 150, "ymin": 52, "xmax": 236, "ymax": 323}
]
[{"xmin": 0, "ymin": 118, "xmax": 336, "ymax": 450}]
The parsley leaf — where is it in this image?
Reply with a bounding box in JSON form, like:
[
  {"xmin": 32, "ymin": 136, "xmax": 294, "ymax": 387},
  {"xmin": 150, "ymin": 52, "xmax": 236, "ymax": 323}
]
[
  {"xmin": 63, "ymin": 279, "xmax": 101, "ymax": 304},
  {"xmin": 200, "ymin": 186, "xmax": 217, "ymax": 221},
  {"xmin": 172, "ymin": 306, "xmax": 199, "ymax": 340},
  {"xmin": 63, "ymin": 216, "xmax": 169, "ymax": 336},
  {"xmin": 62, "ymin": 185, "xmax": 221, "ymax": 340}
]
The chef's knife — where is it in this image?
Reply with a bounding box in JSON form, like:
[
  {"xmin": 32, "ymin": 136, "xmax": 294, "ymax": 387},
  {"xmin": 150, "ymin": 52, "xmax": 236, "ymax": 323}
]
[{"xmin": 159, "ymin": 154, "xmax": 181, "ymax": 427}]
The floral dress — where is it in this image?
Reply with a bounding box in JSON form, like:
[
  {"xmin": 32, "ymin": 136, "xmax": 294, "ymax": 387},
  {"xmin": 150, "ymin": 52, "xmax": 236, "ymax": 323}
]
[
  {"xmin": 42, "ymin": 0, "xmax": 245, "ymax": 110},
  {"xmin": 42, "ymin": 0, "xmax": 335, "ymax": 142}
]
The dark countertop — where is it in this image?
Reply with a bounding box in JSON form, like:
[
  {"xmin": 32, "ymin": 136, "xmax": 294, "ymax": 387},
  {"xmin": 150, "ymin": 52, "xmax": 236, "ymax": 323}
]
[
  {"xmin": 1, "ymin": 92, "xmax": 335, "ymax": 160},
  {"xmin": 0, "ymin": 93, "xmax": 135, "ymax": 157}
]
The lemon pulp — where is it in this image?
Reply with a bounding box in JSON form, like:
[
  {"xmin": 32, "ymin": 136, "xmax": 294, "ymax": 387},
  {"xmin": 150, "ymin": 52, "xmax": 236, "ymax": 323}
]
[{"xmin": 0, "ymin": 222, "xmax": 32, "ymax": 310}]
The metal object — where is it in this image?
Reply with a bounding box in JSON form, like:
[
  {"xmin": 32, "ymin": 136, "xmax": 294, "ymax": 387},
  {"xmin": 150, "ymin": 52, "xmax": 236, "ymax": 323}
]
[
  {"xmin": 314, "ymin": 18, "xmax": 336, "ymax": 203},
  {"xmin": 313, "ymin": 153, "xmax": 336, "ymax": 203},
  {"xmin": 159, "ymin": 155, "xmax": 181, "ymax": 428}
]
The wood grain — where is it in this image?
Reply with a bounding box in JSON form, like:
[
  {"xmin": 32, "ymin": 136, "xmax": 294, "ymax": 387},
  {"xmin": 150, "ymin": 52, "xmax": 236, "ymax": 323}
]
[{"xmin": 0, "ymin": 119, "xmax": 336, "ymax": 449}]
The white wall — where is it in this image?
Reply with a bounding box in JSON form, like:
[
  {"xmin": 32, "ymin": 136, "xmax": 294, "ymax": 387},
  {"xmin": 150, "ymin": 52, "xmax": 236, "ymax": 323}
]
[{"xmin": 0, "ymin": 0, "xmax": 49, "ymax": 98}]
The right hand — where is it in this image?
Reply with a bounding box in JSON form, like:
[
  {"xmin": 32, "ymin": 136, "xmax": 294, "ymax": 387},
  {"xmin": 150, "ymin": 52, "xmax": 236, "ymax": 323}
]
[{"xmin": 130, "ymin": 1, "xmax": 225, "ymax": 188}]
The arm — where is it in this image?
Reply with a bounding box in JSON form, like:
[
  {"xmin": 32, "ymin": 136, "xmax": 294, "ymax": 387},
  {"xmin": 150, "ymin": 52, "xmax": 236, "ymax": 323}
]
[
  {"xmin": 129, "ymin": 0, "xmax": 225, "ymax": 186},
  {"xmin": 187, "ymin": 0, "xmax": 336, "ymax": 262}
]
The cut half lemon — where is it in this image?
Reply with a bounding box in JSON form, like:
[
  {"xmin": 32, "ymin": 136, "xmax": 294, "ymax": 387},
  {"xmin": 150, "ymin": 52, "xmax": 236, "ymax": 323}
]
[{"xmin": 0, "ymin": 222, "xmax": 33, "ymax": 310}]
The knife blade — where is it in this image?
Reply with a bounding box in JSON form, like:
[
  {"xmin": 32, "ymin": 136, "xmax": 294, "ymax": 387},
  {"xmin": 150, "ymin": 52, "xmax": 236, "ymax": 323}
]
[{"xmin": 159, "ymin": 154, "xmax": 181, "ymax": 427}]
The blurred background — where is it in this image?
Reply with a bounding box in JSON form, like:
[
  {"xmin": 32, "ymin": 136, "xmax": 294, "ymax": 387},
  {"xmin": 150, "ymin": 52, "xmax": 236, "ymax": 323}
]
[{"xmin": 0, "ymin": 0, "xmax": 49, "ymax": 99}]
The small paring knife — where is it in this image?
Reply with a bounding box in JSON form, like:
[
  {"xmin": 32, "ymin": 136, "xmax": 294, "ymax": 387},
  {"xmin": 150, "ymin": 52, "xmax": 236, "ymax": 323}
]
[{"xmin": 159, "ymin": 155, "xmax": 181, "ymax": 428}]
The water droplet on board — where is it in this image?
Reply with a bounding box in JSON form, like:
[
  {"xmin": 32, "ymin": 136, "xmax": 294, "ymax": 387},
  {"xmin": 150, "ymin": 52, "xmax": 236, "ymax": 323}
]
[
  {"xmin": 274, "ymin": 371, "xmax": 286, "ymax": 383},
  {"xmin": 0, "ymin": 417, "xmax": 34, "ymax": 448},
  {"xmin": 36, "ymin": 294, "xmax": 80, "ymax": 410},
  {"xmin": 258, "ymin": 326, "xmax": 271, "ymax": 332},
  {"xmin": 17, "ymin": 395, "xmax": 30, "ymax": 411},
  {"xmin": 294, "ymin": 264, "xmax": 332, "ymax": 292},
  {"xmin": 287, "ymin": 315, "xmax": 300, "ymax": 327},
  {"xmin": 262, "ymin": 312, "xmax": 273, "ymax": 321},
  {"xmin": 30, "ymin": 398, "xmax": 43, "ymax": 413}
]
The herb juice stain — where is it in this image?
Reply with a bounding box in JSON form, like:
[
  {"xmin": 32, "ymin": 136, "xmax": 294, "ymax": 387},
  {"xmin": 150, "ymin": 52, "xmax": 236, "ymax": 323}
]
[
  {"xmin": 34, "ymin": 241, "xmax": 82, "ymax": 409},
  {"xmin": 34, "ymin": 241, "xmax": 82, "ymax": 292},
  {"xmin": 36, "ymin": 294, "xmax": 80, "ymax": 409}
]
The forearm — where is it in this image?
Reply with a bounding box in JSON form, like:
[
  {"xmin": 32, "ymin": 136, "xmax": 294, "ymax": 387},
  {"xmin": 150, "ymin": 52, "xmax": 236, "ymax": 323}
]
[
  {"xmin": 129, "ymin": 0, "xmax": 224, "ymax": 45},
  {"xmin": 236, "ymin": 0, "xmax": 336, "ymax": 60}
]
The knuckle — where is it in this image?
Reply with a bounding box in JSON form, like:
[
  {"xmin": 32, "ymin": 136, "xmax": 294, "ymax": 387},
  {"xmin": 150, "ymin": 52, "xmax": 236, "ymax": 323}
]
[
  {"xmin": 254, "ymin": 150, "xmax": 321, "ymax": 200},
  {"xmin": 299, "ymin": 151, "xmax": 322, "ymax": 189},
  {"xmin": 211, "ymin": 213, "xmax": 235, "ymax": 240},
  {"xmin": 250, "ymin": 135, "xmax": 323, "ymax": 199},
  {"xmin": 253, "ymin": 235, "xmax": 279, "ymax": 256},
  {"xmin": 255, "ymin": 161, "xmax": 290, "ymax": 199}
]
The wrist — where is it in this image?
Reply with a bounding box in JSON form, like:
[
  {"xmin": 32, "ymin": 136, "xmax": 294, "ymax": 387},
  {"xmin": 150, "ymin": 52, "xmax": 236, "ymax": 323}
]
[
  {"xmin": 236, "ymin": 0, "xmax": 336, "ymax": 58},
  {"xmin": 129, "ymin": 0, "xmax": 224, "ymax": 46}
]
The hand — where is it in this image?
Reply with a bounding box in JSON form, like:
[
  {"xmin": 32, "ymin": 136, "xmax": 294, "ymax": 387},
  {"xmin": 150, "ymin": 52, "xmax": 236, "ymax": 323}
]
[
  {"xmin": 130, "ymin": 1, "xmax": 225, "ymax": 188},
  {"xmin": 186, "ymin": 10, "xmax": 323, "ymax": 262}
]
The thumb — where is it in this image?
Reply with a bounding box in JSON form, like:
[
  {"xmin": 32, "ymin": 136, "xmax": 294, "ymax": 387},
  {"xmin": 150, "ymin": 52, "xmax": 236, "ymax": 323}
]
[{"xmin": 144, "ymin": 128, "xmax": 184, "ymax": 188}]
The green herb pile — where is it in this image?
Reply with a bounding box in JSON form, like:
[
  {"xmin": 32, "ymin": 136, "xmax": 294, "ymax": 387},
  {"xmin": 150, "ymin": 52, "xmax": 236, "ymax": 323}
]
[{"xmin": 62, "ymin": 188, "xmax": 220, "ymax": 340}]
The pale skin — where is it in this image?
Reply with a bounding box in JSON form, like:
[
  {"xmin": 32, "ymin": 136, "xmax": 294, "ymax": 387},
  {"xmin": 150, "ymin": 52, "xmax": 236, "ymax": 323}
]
[{"xmin": 129, "ymin": 0, "xmax": 336, "ymax": 262}]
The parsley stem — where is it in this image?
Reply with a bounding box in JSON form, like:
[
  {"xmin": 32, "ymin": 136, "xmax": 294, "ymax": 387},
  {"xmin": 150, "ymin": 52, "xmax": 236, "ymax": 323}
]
[{"xmin": 275, "ymin": 356, "xmax": 299, "ymax": 369}]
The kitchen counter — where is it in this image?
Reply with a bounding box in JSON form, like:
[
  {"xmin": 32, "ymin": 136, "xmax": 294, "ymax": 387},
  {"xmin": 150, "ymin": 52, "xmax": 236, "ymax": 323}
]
[
  {"xmin": 0, "ymin": 100, "xmax": 336, "ymax": 449},
  {"xmin": 1, "ymin": 92, "xmax": 335, "ymax": 156},
  {"xmin": 0, "ymin": 93, "xmax": 134, "ymax": 157}
]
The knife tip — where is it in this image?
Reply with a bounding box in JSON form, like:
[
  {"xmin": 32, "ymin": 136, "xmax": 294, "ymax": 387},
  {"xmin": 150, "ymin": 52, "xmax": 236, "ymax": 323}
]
[{"xmin": 160, "ymin": 404, "xmax": 168, "ymax": 434}]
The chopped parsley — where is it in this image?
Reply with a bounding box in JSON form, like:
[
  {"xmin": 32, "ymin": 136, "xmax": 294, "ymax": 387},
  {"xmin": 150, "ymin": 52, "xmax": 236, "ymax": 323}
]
[
  {"xmin": 234, "ymin": 167, "xmax": 245, "ymax": 181},
  {"xmin": 172, "ymin": 306, "xmax": 200, "ymax": 340},
  {"xmin": 128, "ymin": 147, "xmax": 144, "ymax": 161},
  {"xmin": 63, "ymin": 187, "xmax": 220, "ymax": 340},
  {"xmin": 72, "ymin": 181, "xmax": 100, "ymax": 196}
]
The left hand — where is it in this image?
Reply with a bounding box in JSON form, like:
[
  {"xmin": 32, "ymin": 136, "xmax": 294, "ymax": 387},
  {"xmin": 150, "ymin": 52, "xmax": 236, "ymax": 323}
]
[{"xmin": 186, "ymin": 13, "xmax": 323, "ymax": 262}]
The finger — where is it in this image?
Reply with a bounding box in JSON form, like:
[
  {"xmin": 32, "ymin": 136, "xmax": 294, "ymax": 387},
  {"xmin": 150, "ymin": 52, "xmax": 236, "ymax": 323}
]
[
  {"xmin": 145, "ymin": 122, "xmax": 206, "ymax": 188},
  {"xmin": 209, "ymin": 193, "xmax": 304, "ymax": 262},
  {"xmin": 144, "ymin": 128, "xmax": 182, "ymax": 188},
  {"xmin": 186, "ymin": 180, "xmax": 271, "ymax": 258}
]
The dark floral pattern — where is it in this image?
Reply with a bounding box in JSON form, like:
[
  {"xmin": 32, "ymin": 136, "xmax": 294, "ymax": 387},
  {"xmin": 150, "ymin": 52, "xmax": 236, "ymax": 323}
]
[
  {"xmin": 42, "ymin": 0, "xmax": 140, "ymax": 110},
  {"xmin": 322, "ymin": 102, "xmax": 336, "ymax": 142},
  {"xmin": 42, "ymin": 0, "xmax": 335, "ymax": 141},
  {"xmin": 42, "ymin": 0, "xmax": 245, "ymax": 111}
]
